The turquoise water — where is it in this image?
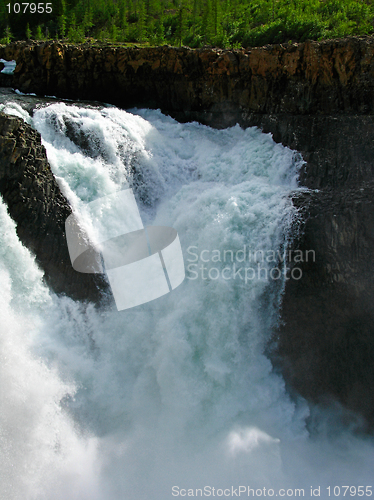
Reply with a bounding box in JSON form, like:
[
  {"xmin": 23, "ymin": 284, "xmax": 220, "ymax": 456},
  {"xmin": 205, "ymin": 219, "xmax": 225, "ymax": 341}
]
[{"xmin": 0, "ymin": 99, "xmax": 373, "ymax": 499}]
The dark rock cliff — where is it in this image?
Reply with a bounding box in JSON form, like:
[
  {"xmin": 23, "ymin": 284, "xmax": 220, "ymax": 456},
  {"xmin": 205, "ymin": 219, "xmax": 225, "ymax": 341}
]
[
  {"xmin": 2, "ymin": 38, "xmax": 374, "ymax": 185},
  {"xmin": 2, "ymin": 37, "xmax": 374, "ymax": 115},
  {"xmin": 0, "ymin": 112, "xmax": 109, "ymax": 302},
  {"xmin": 276, "ymin": 186, "xmax": 374, "ymax": 428},
  {"xmin": 1, "ymin": 37, "xmax": 374, "ymax": 426}
]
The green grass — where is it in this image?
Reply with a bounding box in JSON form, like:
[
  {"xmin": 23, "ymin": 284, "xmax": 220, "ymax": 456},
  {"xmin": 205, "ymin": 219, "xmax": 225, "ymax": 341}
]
[{"xmin": 1, "ymin": 0, "xmax": 374, "ymax": 49}]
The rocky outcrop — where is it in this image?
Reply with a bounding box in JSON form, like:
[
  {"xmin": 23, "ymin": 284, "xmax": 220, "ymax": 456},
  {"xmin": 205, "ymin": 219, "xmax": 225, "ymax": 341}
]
[
  {"xmin": 249, "ymin": 111, "xmax": 374, "ymax": 428},
  {"xmin": 1, "ymin": 37, "xmax": 374, "ymax": 426},
  {"xmin": 2, "ymin": 38, "xmax": 374, "ymax": 187},
  {"xmin": 0, "ymin": 45, "xmax": 16, "ymax": 87},
  {"xmin": 274, "ymin": 185, "xmax": 374, "ymax": 428},
  {"xmin": 0, "ymin": 112, "xmax": 109, "ymax": 302},
  {"xmin": 2, "ymin": 37, "xmax": 374, "ymax": 116}
]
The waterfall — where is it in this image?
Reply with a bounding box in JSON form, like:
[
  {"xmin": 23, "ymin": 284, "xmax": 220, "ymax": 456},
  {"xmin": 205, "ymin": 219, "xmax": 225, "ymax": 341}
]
[{"xmin": 0, "ymin": 99, "xmax": 372, "ymax": 499}]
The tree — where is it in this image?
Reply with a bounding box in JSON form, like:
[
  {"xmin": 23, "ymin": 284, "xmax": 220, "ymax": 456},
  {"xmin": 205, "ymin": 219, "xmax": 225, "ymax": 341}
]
[
  {"xmin": 35, "ymin": 25, "xmax": 44, "ymax": 40},
  {"xmin": 137, "ymin": 1, "xmax": 147, "ymax": 42},
  {"xmin": 25, "ymin": 23, "xmax": 32, "ymax": 40},
  {"xmin": 59, "ymin": 0, "xmax": 67, "ymax": 38},
  {"xmin": 177, "ymin": 2, "xmax": 187, "ymax": 45},
  {"xmin": 3, "ymin": 26, "xmax": 13, "ymax": 44},
  {"xmin": 212, "ymin": 0, "xmax": 220, "ymax": 36},
  {"xmin": 192, "ymin": 0, "xmax": 198, "ymax": 35},
  {"xmin": 202, "ymin": 0, "xmax": 214, "ymax": 43}
]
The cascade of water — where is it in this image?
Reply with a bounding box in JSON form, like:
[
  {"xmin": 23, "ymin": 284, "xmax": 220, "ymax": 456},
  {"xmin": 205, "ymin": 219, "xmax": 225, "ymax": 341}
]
[{"xmin": 0, "ymin": 100, "xmax": 372, "ymax": 500}]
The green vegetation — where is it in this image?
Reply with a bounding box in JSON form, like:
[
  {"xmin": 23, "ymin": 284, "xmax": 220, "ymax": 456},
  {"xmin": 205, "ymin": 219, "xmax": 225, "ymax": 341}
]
[{"xmin": 1, "ymin": 0, "xmax": 374, "ymax": 48}]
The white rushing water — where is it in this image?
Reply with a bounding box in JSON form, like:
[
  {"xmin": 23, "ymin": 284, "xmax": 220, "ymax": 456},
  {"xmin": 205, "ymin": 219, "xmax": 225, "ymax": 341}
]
[{"xmin": 0, "ymin": 101, "xmax": 373, "ymax": 500}]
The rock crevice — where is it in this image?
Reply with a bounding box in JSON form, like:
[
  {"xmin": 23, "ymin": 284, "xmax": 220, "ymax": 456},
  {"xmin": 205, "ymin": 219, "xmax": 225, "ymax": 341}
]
[{"xmin": 0, "ymin": 112, "xmax": 109, "ymax": 302}]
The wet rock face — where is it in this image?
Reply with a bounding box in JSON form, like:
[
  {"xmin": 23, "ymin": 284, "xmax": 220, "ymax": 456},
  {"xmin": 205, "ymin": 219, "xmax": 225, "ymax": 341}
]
[
  {"xmin": 2, "ymin": 37, "xmax": 374, "ymax": 115},
  {"xmin": 0, "ymin": 112, "xmax": 110, "ymax": 302},
  {"xmin": 3, "ymin": 39, "xmax": 374, "ymax": 192},
  {"xmin": 274, "ymin": 186, "xmax": 374, "ymax": 428}
]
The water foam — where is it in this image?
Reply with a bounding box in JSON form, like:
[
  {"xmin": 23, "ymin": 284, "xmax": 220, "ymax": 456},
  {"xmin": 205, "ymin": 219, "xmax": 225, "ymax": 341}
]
[{"xmin": 0, "ymin": 102, "xmax": 372, "ymax": 499}]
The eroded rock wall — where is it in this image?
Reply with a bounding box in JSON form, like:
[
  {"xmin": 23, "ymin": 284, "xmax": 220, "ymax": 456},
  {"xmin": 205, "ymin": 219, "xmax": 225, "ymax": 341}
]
[
  {"xmin": 2, "ymin": 37, "xmax": 374, "ymax": 116},
  {"xmin": 0, "ymin": 112, "xmax": 109, "ymax": 302},
  {"xmin": 275, "ymin": 185, "xmax": 374, "ymax": 428},
  {"xmin": 4, "ymin": 39, "xmax": 374, "ymax": 187}
]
